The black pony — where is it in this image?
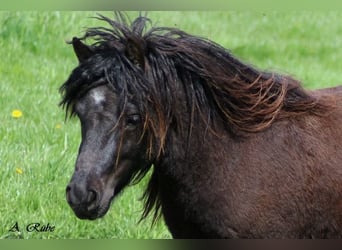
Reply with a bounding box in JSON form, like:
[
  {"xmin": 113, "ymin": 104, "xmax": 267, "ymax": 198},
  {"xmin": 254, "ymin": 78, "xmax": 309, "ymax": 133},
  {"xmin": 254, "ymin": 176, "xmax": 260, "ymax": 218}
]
[{"xmin": 60, "ymin": 14, "xmax": 342, "ymax": 238}]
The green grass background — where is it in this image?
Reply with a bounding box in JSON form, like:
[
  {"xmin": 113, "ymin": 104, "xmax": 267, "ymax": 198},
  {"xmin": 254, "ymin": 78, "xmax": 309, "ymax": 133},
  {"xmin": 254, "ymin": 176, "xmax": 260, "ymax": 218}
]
[{"xmin": 0, "ymin": 11, "xmax": 341, "ymax": 239}]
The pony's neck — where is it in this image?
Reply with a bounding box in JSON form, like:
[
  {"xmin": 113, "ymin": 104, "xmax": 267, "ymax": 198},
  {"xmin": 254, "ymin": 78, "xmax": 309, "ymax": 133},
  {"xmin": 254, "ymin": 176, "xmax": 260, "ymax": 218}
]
[{"xmin": 152, "ymin": 121, "xmax": 230, "ymax": 237}]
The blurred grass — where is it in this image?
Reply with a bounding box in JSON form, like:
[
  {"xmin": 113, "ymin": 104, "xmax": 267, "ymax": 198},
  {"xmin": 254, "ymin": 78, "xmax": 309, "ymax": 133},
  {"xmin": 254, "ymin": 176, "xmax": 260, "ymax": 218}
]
[{"xmin": 0, "ymin": 11, "xmax": 341, "ymax": 239}]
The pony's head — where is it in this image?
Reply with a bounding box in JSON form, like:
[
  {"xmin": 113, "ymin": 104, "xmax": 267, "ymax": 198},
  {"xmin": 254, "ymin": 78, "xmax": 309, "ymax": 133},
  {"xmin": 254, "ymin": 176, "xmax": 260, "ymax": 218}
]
[{"xmin": 60, "ymin": 15, "xmax": 161, "ymax": 220}]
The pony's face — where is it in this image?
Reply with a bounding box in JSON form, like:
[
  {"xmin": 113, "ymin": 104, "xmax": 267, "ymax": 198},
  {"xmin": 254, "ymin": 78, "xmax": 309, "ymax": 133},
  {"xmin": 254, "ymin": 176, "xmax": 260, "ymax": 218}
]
[{"xmin": 66, "ymin": 84, "xmax": 149, "ymax": 220}]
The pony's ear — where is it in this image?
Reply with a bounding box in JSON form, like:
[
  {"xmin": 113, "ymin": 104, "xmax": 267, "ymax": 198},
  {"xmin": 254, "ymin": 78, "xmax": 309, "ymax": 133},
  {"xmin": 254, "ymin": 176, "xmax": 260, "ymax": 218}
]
[
  {"xmin": 125, "ymin": 37, "xmax": 145, "ymax": 69},
  {"xmin": 71, "ymin": 37, "xmax": 93, "ymax": 63}
]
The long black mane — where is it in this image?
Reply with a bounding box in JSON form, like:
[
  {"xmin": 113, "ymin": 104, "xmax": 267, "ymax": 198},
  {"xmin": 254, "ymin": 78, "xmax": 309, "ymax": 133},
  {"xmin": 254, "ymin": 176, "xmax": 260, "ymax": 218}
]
[{"xmin": 60, "ymin": 13, "xmax": 331, "ymax": 222}]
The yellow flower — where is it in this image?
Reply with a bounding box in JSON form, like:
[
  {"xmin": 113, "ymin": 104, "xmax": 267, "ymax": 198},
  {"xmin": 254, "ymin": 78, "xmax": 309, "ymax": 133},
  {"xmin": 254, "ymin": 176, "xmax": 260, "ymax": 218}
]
[
  {"xmin": 55, "ymin": 123, "xmax": 62, "ymax": 129},
  {"xmin": 11, "ymin": 109, "xmax": 23, "ymax": 118},
  {"xmin": 15, "ymin": 168, "xmax": 23, "ymax": 174}
]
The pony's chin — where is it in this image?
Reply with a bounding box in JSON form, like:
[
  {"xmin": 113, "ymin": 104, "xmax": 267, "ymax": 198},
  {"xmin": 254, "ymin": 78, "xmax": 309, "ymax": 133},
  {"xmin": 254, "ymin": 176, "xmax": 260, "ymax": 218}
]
[
  {"xmin": 72, "ymin": 191, "xmax": 115, "ymax": 220},
  {"xmin": 72, "ymin": 202, "xmax": 111, "ymax": 220}
]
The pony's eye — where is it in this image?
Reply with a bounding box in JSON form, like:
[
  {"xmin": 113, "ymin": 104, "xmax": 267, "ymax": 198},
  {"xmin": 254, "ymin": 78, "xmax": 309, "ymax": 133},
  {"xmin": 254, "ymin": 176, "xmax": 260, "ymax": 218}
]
[{"xmin": 126, "ymin": 114, "xmax": 141, "ymax": 127}]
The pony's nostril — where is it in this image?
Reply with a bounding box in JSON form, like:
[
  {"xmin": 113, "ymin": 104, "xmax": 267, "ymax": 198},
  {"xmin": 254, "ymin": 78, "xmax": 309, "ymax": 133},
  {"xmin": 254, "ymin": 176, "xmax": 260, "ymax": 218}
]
[
  {"xmin": 87, "ymin": 189, "xmax": 97, "ymax": 204},
  {"xmin": 66, "ymin": 185, "xmax": 72, "ymax": 203}
]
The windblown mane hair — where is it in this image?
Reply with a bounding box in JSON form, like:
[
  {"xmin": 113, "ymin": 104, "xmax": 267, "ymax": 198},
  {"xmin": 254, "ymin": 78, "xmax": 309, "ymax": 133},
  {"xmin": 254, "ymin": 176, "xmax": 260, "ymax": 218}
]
[{"xmin": 60, "ymin": 13, "xmax": 331, "ymax": 222}]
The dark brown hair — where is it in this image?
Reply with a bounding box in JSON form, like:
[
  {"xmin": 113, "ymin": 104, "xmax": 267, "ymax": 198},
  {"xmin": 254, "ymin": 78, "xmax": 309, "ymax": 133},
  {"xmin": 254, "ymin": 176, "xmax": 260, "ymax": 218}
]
[{"xmin": 60, "ymin": 13, "xmax": 332, "ymax": 223}]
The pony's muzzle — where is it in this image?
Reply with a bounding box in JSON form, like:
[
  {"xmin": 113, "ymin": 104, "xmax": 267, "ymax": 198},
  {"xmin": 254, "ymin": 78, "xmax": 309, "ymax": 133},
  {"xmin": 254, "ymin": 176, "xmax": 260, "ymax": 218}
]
[{"xmin": 66, "ymin": 181, "xmax": 100, "ymax": 219}]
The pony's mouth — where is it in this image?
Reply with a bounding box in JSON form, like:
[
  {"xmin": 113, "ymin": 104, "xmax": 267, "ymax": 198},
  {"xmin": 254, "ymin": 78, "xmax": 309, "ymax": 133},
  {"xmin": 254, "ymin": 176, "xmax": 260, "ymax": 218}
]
[{"xmin": 68, "ymin": 188, "xmax": 116, "ymax": 220}]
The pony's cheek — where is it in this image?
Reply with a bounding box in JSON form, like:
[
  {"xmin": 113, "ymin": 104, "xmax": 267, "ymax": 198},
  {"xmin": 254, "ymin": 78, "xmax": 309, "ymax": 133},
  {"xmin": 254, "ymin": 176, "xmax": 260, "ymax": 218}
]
[{"xmin": 105, "ymin": 160, "xmax": 136, "ymax": 194}]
